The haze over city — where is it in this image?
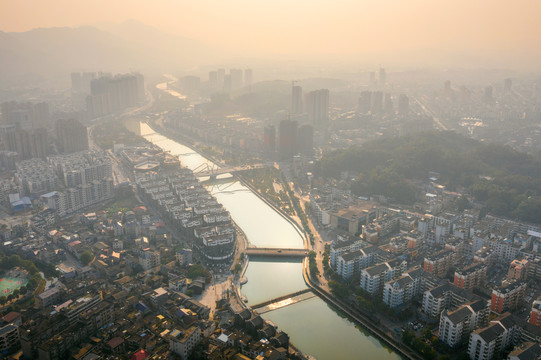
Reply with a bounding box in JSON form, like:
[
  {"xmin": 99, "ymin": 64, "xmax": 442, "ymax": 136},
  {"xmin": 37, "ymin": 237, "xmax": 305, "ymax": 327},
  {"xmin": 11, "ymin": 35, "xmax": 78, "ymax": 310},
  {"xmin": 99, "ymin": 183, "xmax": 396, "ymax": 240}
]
[
  {"xmin": 2, "ymin": 0, "xmax": 541, "ymax": 72},
  {"xmin": 1, "ymin": 1, "xmax": 541, "ymax": 360}
]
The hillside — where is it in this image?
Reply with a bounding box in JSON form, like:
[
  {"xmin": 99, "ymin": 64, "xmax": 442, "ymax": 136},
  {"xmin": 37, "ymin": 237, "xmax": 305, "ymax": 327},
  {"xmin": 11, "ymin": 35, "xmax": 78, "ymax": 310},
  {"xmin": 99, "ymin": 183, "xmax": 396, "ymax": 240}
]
[
  {"xmin": 0, "ymin": 20, "xmax": 215, "ymax": 85},
  {"xmin": 315, "ymin": 132, "xmax": 541, "ymax": 223}
]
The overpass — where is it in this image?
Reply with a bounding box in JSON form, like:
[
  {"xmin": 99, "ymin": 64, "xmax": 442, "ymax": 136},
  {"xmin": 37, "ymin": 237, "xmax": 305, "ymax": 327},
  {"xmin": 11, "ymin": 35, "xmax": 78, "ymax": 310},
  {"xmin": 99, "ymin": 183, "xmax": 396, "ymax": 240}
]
[{"xmin": 244, "ymin": 247, "xmax": 308, "ymax": 258}]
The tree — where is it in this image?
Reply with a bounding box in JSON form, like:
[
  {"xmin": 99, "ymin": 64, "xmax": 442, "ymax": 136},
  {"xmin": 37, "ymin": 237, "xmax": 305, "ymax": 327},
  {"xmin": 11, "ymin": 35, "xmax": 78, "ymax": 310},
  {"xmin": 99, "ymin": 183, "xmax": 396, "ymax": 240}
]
[
  {"xmin": 80, "ymin": 251, "xmax": 93, "ymax": 265},
  {"xmin": 0, "ymin": 297, "xmax": 6, "ymax": 305},
  {"xmin": 131, "ymin": 264, "xmax": 144, "ymax": 275},
  {"xmin": 455, "ymin": 195, "xmax": 471, "ymax": 212},
  {"xmin": 233, "ymin": 263, "xmax": 242, "ymax": 274},
  {"xmin": 187, "ymin": 264, "xmax": 210, "ymax": 281},
  {"xmin": 19, "ymin": 286, "xmax": 27, "ymax": 295}
]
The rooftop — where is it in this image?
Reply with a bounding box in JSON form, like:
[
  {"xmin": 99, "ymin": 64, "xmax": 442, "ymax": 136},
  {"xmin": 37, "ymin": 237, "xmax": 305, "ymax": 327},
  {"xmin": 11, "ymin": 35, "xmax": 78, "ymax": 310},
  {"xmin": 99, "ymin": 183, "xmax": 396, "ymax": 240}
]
[{"xmin": 475, "ymin": 322, "xmax": 505, "ymax": 343}]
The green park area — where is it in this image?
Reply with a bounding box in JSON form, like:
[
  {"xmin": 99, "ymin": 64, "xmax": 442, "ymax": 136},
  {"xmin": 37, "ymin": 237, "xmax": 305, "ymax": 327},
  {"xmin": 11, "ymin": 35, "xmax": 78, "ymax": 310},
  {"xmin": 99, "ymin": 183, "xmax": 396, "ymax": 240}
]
[{"xmin": 0, "ymin": 277, "xmax": 28, "ymax": 296}]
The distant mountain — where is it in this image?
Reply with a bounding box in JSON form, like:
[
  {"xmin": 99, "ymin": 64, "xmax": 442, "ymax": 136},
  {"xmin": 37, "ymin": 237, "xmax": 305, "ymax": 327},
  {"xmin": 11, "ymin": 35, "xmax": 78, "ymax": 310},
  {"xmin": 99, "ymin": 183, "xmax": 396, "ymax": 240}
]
[{"xmin": 0, "ymin": 20, "xmax": 216, "ymax": 85}]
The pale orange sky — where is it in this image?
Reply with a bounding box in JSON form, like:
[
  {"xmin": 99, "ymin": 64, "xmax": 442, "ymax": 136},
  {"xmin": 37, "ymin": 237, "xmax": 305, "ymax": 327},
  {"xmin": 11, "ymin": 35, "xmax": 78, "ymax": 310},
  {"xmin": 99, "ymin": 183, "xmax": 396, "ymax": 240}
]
[{"xmin": 1, "ymin": 0, "xmax": 540, "ymax": 58}]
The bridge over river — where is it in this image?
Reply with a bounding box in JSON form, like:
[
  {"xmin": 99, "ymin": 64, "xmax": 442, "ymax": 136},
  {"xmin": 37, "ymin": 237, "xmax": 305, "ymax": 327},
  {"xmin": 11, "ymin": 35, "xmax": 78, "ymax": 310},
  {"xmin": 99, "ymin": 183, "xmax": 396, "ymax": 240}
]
[
  {"xmin": 251, "ymin": 289, "xmax": 315, "ymax": 313},
  {"xmin": 193, "ymin": 163, "xmax": 269, "ymax": 179},
  {"xmin": 243, "ymin": 247, "xmax": 308, "ymax": 258}
]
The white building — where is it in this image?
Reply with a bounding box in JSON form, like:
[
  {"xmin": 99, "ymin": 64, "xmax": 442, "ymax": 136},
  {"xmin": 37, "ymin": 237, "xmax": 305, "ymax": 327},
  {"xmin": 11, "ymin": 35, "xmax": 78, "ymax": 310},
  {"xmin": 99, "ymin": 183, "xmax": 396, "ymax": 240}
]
[
  {"xmin": 169, "ymin": 326, "xmax": 201, "ymax": 360},
  {"xmin": 422, "ymin": 284, "xmax": 453, "ymax": 318},
  {"xmin": 49, "ymin": 150, "xmax": 113, "ymax": 187},
  {"xmin": 336, "ymin": 246, "xmax": 377, "ymax": 280},
  {"xmin": 383, "ymin": 273, "xmax": 420, "ymax": 308},
  {"xmin": 15, "ymin": 159, "xmax": 58, "ymax": 195},
  {"xmin": 438, "ymin": 300, "xmax": 489, "ymax": 348},
  {"xmin": 41, "ymin": 191, "xmax": 66, "ymax": 216},
  {"xmin": 361, "ymin": 259, "xmax": 407, "ymax": 295},
  {"xmin": 40, "ymin": 178, "xmax": 114, "ymax": 217},
  {"xmin": 330, "ymin": 237, "xmax": 363, "ymax": 271},
  {"xmin": 467, "ymin": 314, "xmax": 519, "ymax": 360},
  {"xmin": 139, "ymin": 250, "xmax": 161, "ymax": 271}
]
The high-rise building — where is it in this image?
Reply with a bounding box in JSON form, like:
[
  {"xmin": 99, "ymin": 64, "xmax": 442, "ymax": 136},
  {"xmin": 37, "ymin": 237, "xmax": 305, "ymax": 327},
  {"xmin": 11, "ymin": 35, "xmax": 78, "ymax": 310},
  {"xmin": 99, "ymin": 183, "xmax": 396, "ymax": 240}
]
[
  {"xmin": 71, "ymin": 72, "xmax": 96, "ymax": 93},
  {"xmin": 48, "ymin": 150, "xmax": 112, "ymax": 187},
  {"xmin": 209, "ymin": 71, "xmax": 218, "ymax": 89},
  {"xmin": 263, "ymin": 125, "xmax": 276, "ymax": 155},
  {"xmin": 15, "ymin": 158, "xmax": 58, "ymax": 195},
  {"xmin": 1, "ymin": 101, "xmax": 50, "ymax": 130},
  {"xmin": 297, "ymin": 124, "xmax": 314, "ymax": 156},
  {"xmin": 528, "ymin": 300, "xmax": 541, "ymax": 328},
  {"xmin": 398, "ymin": 94, "xmax": 409, "ymax": 115},
  {"xmin": 279, "ymin": 120, "xmax": 298, "ymax": 159},
  {"xmin": 71, "ymin": 72, "xmax": 82, "ymax": 92},
  {"xmin": 358, "ymin": 91, "xmax": 372, "ymax": 113},
  {"xmin": 490, "ymin": 281, "xmax": 526, "ymax": 313},
  {"xmin": 86, "ymin": 73, "xmax": 145, "ymax": 118},
  {"xmin": 504, "ymin": 78, "xmax": 512, "ymax": 93},
  {"xmin": 230, "ymin": 69, "xmax": 243, "ymax": 89},
  {"xmin": 384, "ymin": 93, "xmax": 394, "ymax": 114},
  {"xmin": 223, "ymin": 75, "xmax": 232, "ymax": 92},
  {"xmin": 484, "ymin": 86, "xmax": 493, "ymax": 103},
  {"xmin": 305, "ymin": 89, "xmax": 329, "ymax": 128},
  {"xmin": 291, "ymin": 85, "xmax": 303, "ymax": 115},
  {"xmin": 379, "ymin": 68, "xmax": 386, "ymax": 87},
  {"xmin": 56, "ymin": 119, "xmax": 89, "ymax": 154},
  {"xmin": 444, "ymin": 80, "xmax": 452, "ymax": 97},
  {"xmin": 3, "ymin": 128, "xmax": 49, "ymax": 160},
  {"xmin": 372, "ymin": 91, "xmax": 383, "ymax": 113},
  {"xmin": 370, "ymin": 72, "xmax": 376, "ymax": 88},
  {"xmin": 179, "ymin": 76, "xmax": 200, "ymax": 92},
  {"xmin": 244, "ymin": 69, "xmax": 253, "ymax": 87},
  {"xmin": 217, "ymin": 69, "xmax": 225, "ymax": 88},
  {"xmin": 82, "ymin": 72, "xmax": 97, "ymax": 92}
]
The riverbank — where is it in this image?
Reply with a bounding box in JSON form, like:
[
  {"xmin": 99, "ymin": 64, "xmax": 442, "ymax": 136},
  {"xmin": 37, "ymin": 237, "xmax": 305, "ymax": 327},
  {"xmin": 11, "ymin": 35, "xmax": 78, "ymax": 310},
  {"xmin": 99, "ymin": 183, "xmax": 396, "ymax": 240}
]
[
  {"xmin": 143, "ymin": 120, "xmax": 403, "ymax": 360},
  {"xmin": 235, "ymin": 174, "xmax": 307, "ymax": 249},
  {"xmin": 147, "ymin": 120, "xmax": 307, "ymax": 249},
  {"xmin": 301, "ymin": 257, "xmax": 420, "ymax": 360}
]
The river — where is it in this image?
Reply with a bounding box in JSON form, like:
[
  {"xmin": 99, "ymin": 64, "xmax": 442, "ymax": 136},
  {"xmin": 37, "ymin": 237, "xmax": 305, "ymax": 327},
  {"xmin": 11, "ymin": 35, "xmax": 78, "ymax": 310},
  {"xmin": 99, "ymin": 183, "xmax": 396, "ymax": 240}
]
[{"xmin": 139, "ymin": 117, "xmax": 400, "ymax": 359}]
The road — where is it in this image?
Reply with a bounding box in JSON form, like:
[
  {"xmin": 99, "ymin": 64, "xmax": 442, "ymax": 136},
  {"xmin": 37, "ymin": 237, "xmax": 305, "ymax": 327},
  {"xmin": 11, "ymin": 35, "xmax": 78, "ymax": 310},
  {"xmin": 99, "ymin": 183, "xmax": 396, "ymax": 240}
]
[
  {"xmin": 87, "ymin": 89, "xmax": 155, "ymax": 185},
  {"xmin": 413, "ymin": 96, "xmax": 448, "ymax": 131},
  {"xmin": 281, "ymin": 164, "xmax": 330, "ymax": 292}
]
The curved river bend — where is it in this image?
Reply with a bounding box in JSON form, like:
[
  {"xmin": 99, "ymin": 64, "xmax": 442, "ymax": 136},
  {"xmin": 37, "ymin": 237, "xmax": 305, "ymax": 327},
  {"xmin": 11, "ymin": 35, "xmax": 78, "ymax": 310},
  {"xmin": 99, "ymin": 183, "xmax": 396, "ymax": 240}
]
[{"xmin": 140, "ymin": 122, "xmax": 400, "ymax": 360}]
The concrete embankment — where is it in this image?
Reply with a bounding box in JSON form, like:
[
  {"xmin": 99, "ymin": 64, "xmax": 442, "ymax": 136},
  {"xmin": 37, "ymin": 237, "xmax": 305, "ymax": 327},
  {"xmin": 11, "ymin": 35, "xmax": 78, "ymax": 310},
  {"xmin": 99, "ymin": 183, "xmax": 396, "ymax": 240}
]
[
  {"xmin": 235, "ymin": 175, "xmax": 307, "ymax": 247},
  {"xmin": 301, "ymin": 262, "xmax": 421, "ymax": 360}
]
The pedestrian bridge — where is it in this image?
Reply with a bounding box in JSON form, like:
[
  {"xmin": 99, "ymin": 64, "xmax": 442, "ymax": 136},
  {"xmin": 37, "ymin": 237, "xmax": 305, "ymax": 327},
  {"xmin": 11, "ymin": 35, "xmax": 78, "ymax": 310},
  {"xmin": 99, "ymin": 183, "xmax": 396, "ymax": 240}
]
[
  {"xmin": 251, "ymin": 289, "xmax": 315, "ymax": 313},
  {"xmin": 244, "ymin": 247, "xmax": 308, "ymax": 258}
]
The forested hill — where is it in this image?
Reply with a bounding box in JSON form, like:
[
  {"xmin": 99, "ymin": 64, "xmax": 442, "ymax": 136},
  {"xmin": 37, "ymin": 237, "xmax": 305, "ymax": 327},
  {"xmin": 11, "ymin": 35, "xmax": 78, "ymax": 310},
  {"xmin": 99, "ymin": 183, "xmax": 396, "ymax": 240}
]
[{"xmin": 314, "ymin": 131, "xmax": 541, "ymax": 223}]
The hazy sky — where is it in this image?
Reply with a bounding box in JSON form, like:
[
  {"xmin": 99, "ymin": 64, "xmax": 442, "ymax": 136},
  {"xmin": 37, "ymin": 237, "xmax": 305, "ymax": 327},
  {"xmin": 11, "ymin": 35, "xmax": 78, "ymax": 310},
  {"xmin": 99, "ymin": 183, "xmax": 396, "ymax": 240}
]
[{"xmin": 2, "ymin": 0, "xmax": 541, "ymax": 60}]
